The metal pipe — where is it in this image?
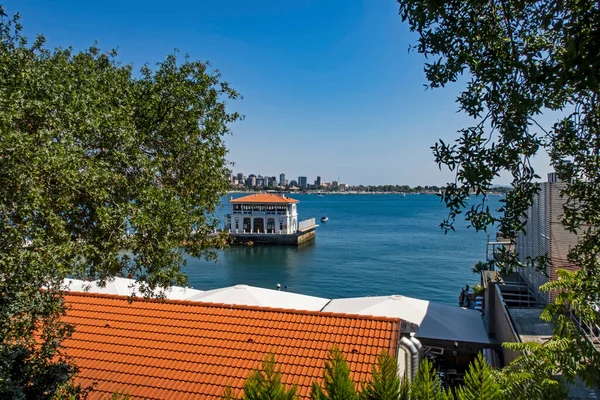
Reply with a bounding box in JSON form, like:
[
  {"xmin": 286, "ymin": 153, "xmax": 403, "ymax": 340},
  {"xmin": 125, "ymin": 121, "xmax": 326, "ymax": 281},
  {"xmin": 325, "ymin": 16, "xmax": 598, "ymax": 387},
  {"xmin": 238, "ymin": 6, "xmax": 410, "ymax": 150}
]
[
  {"xmin": 400, "ymin": 336, "xmax": 419, "ymax": 381},
  {"xmin": 409, "ymin": 335, "xmax": 423, "ymax": 361}
]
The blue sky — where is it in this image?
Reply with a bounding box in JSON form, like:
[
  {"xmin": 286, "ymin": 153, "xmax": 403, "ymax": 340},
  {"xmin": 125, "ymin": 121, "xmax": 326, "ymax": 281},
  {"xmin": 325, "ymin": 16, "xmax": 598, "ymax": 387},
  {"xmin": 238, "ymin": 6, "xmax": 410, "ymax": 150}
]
[{"xmin": 8, "ymin": 0, "xmax": 552, "ymax": 186}]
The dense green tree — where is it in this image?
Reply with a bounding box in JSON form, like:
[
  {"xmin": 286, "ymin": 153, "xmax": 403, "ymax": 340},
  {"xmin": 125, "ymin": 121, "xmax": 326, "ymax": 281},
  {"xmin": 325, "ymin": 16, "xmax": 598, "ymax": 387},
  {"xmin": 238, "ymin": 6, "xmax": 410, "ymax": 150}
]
[
  {"xmin": 241, "ymin": 355, "xmax": 298, "ymax": 400},
  {"xmin": 221, "ymin": 387, "xmax": 238, "ymax": 400},
  {"xmin": 454, "ymin": 354, "xmax": 501, "ymax": 400},
  {"xmin": 0, "ymin": 7, "xmax": 240, "ymax": 398},
  {"xmin": 397, "ymin": 376, "xmax": 410, "ymax": 400},
  {"xmin": 310, "ymin": 348, "xmax": 359, "ymax": 400},
  {"xmin": 359, "ymin": 352, "xmax": 405, "ymax": 400},
  {"xmin": 410, "ymin": 358, "xmax": 451, "ymax": 400},
  {"xmin": 499, "ymin": 339, "xmax": 573, "ymax": 400},
  {"xmin": 397, "ymin": 0, "xmax": 600, "ymax": 388}
]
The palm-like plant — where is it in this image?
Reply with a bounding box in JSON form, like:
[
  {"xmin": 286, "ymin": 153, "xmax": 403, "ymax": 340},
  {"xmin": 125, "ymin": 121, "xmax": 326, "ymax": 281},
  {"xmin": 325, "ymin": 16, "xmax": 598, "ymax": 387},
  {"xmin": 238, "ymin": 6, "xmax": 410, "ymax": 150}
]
[{"xmin": 472, "ymin": 261, "xmax": 491, "ymax": 274}]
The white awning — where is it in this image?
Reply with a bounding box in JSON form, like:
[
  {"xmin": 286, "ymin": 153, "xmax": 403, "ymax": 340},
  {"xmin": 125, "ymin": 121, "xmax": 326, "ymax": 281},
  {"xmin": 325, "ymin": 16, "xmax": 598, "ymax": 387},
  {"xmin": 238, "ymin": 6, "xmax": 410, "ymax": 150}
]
[
  {"xmin": 62, "ymin": 277, "xmax": 137, "ymax": 296},
  {"xmin": 186, "ymin": 284, "xmax": 331, "ymax": 311},
  {"xmin": 61, "ymin": 277, "xmax": 203, "ymax": 300},
  {"xmin": 322, "ymin": 295, "xmax": 490, "ymax": 344},
  {"xmin": 164, "ymin": 286, "xmax": 204, "ymax": 300}
]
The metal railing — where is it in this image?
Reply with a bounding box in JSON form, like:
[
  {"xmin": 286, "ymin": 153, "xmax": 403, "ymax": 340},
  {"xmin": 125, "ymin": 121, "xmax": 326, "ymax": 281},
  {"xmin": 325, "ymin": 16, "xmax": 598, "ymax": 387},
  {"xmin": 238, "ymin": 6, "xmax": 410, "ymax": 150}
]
[
  {"xmin": 569, "ymin": 308, "xmax": 600, "ymax": 351},
  {"xmin": 298, "ymin": 218, "xmax": 316, "ymax": 231}
]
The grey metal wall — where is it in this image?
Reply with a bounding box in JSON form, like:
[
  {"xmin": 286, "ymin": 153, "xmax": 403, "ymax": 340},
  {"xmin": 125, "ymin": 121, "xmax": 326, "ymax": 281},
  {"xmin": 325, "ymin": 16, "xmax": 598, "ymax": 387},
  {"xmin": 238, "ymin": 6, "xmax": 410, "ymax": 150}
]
[
  {"xmin": 516, "ymin": 182, "xmax": 551, "ymax": 304},
  {"xmin": 548, "ymin": 183, "xmax": 580, "ymax": 302},
  {"xmin": 515, "ymin": 180, "xmax": 581, "ymax": 304}
]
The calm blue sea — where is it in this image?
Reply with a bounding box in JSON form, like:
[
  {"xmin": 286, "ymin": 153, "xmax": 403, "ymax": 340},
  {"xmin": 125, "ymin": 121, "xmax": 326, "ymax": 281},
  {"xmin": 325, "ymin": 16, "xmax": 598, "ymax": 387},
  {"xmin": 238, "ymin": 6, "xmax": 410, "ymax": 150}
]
[{"xmin": 182, "ymin": 194, "xmax": 502, "ymax": 305}]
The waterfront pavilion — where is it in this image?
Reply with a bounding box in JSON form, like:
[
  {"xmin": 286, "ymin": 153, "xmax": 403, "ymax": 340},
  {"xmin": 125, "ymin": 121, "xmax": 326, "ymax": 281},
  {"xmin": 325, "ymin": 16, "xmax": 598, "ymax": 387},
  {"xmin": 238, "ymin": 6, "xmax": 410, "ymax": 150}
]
[{"xmin": 225, "ymin": 193, "xmax": 299, "ymax": 234}]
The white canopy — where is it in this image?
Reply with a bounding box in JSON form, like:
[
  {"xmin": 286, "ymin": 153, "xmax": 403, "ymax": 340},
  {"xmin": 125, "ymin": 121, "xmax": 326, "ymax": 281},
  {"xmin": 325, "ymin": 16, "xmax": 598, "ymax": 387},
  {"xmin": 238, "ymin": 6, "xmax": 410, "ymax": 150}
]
[
  {"xmin": 322, "ymin": 294, "xmax": 489, "ymax": 344},
  {"xmin": 164, "ymin": 286, "xmax": 204, "ymax": 300},
  {"xmin": 61, "ymin": 277, "xmax": 203, "ymax": 300},
  {"xmin": 186, "ymin": 284, "xmax": 331, "ymax": 311}
]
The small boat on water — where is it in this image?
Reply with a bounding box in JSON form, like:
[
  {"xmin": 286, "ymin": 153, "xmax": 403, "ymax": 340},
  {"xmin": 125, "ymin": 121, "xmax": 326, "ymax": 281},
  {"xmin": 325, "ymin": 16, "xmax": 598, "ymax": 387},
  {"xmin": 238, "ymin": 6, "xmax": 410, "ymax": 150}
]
[{"xmin": 321, "ymin": 216, "xmax": 328, "ymax": 222}]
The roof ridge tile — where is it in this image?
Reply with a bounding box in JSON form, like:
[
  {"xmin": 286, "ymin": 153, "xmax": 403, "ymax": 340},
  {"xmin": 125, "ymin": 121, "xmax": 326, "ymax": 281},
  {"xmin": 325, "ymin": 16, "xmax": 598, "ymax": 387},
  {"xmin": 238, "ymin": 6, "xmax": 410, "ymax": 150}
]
[{"xmin": 65, "ymin": 292, "xmax": 402, "ymax": 322}]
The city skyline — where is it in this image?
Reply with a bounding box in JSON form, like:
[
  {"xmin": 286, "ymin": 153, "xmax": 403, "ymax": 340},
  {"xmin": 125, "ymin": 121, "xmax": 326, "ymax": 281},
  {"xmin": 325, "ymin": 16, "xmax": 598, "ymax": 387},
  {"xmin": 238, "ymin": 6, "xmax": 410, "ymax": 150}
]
[
  {"xmin": 10, "ymin": 0, "xmax": 554, "ymax": 186},
  {"xmin": 228, "ymin": 169, "xmax": 510, "ymax": 190},
  {"xmin": 233, "ymin": 171, "xmax": 346, "ymax": 186},
  {"xmin": 231, "ymin": 171, "xmax": 340, "ymax": 188}
]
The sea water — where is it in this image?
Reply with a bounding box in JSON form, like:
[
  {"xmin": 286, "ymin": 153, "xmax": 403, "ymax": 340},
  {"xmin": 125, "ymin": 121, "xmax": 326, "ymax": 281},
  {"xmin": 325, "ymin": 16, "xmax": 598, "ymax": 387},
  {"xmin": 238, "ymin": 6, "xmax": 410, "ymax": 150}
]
[{"xmin": 182, "ymin": 194, "xmax": 502, "ymax": 304}]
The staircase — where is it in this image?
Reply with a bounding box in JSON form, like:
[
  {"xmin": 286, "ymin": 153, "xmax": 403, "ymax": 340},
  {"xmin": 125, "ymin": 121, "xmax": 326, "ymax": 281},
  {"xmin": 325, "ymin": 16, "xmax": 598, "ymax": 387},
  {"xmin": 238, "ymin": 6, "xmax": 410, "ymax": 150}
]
[
  {"xmin": 499, "ymin": 282, "xmax": 542, "ymax": 308},
  {"xmin": 568, "ymin": 308, "xmax": 600, "ymax": 354}
]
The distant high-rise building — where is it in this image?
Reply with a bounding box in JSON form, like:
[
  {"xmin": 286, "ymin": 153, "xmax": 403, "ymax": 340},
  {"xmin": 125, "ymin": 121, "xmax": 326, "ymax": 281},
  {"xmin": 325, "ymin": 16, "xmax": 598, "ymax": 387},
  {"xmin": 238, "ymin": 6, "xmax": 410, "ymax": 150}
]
[
  {"xmin": 237, "ymin": 172, "xmax": 244, "ymax": 183},
  {"xmin": 290, "ymin": 180, "xmax": 298, "ymax": 187},
  {"xmin": 246, "ymin": 174, "xmax": 256, "ymax": 187},
  {"xmin": 267, "ymin": 176, "xmax": 276, "ymax": 186},
  {"xmin": 332, "ymin": 181, "xmax": 339, "ymax": 188},
  {"xmin": 316, "ymin": 176, "xmax": 322, "ymax": 187},
  {"xmin": 279, "ymin": 173, "xmax": 286, "ymax": 186},
  {"xmin": 256, "ymin": 175, "xmax": 265, "ymax": 187},
  {"xmin": 298, "ymin": 176, "xmax": 308, "ymax": 188}
]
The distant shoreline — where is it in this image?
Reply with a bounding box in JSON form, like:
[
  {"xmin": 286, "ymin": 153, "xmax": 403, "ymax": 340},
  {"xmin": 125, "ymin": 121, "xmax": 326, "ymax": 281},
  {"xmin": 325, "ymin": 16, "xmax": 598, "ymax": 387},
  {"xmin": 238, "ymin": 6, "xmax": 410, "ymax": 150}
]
[{"xmin": 226, "ymin": 190, "xmax": 507, "ymax": 196}]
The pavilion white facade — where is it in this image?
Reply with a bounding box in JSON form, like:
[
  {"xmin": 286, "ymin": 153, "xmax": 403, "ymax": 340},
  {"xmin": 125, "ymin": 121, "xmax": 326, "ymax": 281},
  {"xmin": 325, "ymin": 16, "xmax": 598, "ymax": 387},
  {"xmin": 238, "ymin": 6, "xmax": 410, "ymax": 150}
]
[{"xmin": 224, "ymin": 193, "xmax": 300, "ymax": 234}]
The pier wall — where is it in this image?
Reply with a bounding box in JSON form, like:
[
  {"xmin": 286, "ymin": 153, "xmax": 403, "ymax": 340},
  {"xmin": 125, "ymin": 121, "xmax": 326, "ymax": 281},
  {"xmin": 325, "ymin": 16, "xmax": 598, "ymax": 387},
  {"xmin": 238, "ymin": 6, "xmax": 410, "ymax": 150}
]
[
  {"xmin": 229, "ymin": 229, "xmax": 316, "ymax": 246},
  {"xmin": 297, "ymin": 230, "xmax": 316, "ymax": 244}
]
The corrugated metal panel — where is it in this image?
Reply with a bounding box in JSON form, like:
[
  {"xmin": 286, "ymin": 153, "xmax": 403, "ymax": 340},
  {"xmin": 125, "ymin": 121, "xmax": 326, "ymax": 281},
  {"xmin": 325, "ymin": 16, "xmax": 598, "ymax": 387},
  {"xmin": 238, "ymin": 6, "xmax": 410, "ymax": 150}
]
[
  {"xmin": 516, "ymin": 183, "xmax": 550, "ymax": 304},
  {"xmin": 516, "ymin": 181, "xmax": 580, "ymax": 304},
  {"xmin": 548, "ymin": 183, "xmax": 579, "ymax": 302}
]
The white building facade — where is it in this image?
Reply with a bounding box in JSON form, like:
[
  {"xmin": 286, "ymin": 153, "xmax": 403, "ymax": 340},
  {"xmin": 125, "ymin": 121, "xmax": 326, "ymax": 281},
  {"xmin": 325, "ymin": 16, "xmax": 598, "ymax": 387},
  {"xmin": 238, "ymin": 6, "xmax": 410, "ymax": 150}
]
[{"xmin": 224, "ymin": 194, "xmax": 299, "ymax": 234}]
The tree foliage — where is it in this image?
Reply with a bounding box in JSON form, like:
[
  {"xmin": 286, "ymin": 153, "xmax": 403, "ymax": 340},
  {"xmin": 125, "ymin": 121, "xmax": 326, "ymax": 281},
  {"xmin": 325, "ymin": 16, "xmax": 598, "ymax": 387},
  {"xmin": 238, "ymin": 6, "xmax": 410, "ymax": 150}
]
[
  {"xmin": 498, "ymin": 340, "xmax": 570, "ymax": 400},
  {"xmin": 359, "ymin": 352, "xmax": 404, "ymax": 400},
  {"xmin": 455, "ymin": 354, "xmax": 501, "ymax": 400},
  {"xmin": 226, "ymin": 350, "xmax": 564, "ymax": 400},
  {"xmin": 397, "ymin": 0, "xmax": 600, "ymax": 387},
  {"xmin": 0, "ymin": 6, "xmax": 240, "ymax": 397},
  {"xmin": 410, "ymin": 358, "xmax": 452, "ymax": 400},
  {"xmin": 241, "ymin": 355, "xmax": 298, "ymax": 400},
  {"xmin": 471, "ymin": 261, "xmax": 491, "ymax": 275},
  {"xmin": 310, "ymin": 348, "xmax": 359, "ymax": 400}
]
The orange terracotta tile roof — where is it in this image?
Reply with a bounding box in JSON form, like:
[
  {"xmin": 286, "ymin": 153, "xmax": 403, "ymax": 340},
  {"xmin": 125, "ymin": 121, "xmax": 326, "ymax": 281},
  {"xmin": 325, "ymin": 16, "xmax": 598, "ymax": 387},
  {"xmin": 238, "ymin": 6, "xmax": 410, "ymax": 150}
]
[
  {"xmin": 63, "ymin": 292, "xmax": 401, "ymax": 399},
  {"xmin": 229, "ymin": 193, "xmax": 299, "ymax": 204}
]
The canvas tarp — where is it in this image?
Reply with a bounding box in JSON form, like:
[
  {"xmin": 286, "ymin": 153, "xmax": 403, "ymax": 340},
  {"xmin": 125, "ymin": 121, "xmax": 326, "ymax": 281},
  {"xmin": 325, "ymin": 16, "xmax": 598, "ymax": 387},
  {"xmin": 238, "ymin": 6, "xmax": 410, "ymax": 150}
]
[{"xmin": 322, "ymin": 294, "xmax": 489, "ymax": 344}]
